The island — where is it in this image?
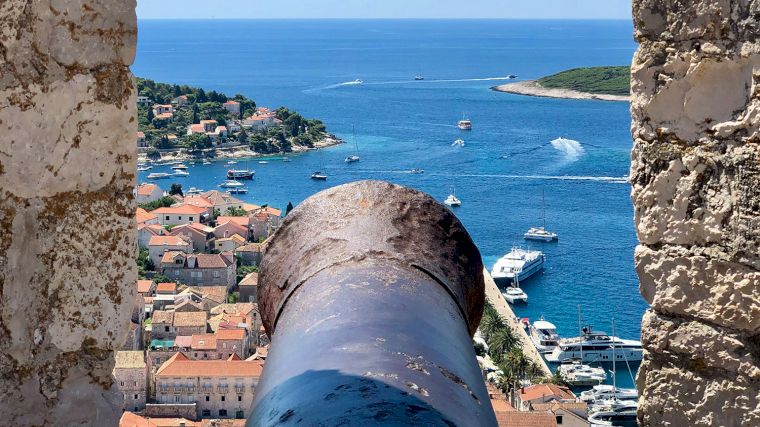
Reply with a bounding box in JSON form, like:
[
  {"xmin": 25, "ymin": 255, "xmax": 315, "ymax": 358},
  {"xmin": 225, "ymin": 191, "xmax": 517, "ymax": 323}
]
[
  {"xmin": 135, "ymin": 77, "xmax": 340, "ymax": 161},
  {"xmin": 492, "ymin": 66, "xmax": 630, "ymax": 102}
]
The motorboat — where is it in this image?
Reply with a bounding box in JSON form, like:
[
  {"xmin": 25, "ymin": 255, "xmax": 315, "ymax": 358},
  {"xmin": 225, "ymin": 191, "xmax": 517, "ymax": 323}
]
[
  {"xmin": 414, "ymin": 75, "xmax": 425, "ymax": 81},
  {"xmin": 310, "ymin": 171, "xmax": 328, "ymax": 181},
  {"xmin": 146, "ymin": 172, "xmax": 170, "ymax": 180},
  {"xmin": 452, "ymin": 139, "xmax": 465, "ymax": 147},
  {"xmin": 345, "ymin": 126, "xmax": 360, "ymax": 163},
  {"xmin": 171, "ymin": 164, "xmax": 188, "ymax": 170},
  {"xmin": 545, "ymin": 326, "xmax": 643, "ymax": 363},
  {"xmin": 219, "ymin": 180, "xmax": 245, "ymax": 189},
  {"xmin": 228, "ymin": 187, "xmax": 248, "ymax": 194},
  {"xmin": 171, "ymin": 170, "xmax": 190, "ymax": 177},
  {"xmin": 458, "ymin": 115, "xmax": 472, "ymax": 130},
  {"xmin": 410, "ymin": 168, "xmax": 425, "ymax": 174},
  {"xmin": 353, "ymin": 79, "xmax": 363, "ymax": 84},
  {"xmin": 490, "ymin": 248, "xmax": 545, "ymax": 284},
  {"xmin": 556, "ymin": 359, "xmax": 607, "ymax": 387},
  {"xmin": 507, "ymin": 74, "xmax": 518, "ymax": 79},
  {"xmin": 202, "ymin": 161, "xmax": 212, "ymax": 165},
  {"xmin": 524, "ymin": 227, "xmax": 558, "ymax": 242},
  {"xmin": 282, "ymin": 157, "xmax": 292, "ymax": 162},
  {"xmin": 186, "ymin": 187, "xmax": 204, "ymax": 195},
  {"xmin": 227, "ymin": 169, "xmax": 255, "ymax": 180},
  {"xmin": 226, "ymin": 160, "xmax": 237, "ymax": 165},
  {"xmin": 137, "ymin": 165, "xmax": 152, "ymax": 172},
  {"xmin": 528, "ymin": 318, "xmax": 560, "ymax": 354},
  {"xmin": 580, "ymin": 385, "xmax": 638, "ymax": 403},
  {"xmin": 587, "ymin": 400, "xmax": 638, "ymax": 426},
  {"xmin": 503, "ymin": 286, "xmax": 528, "ymax": 304},
  {"xmin": 258, "ymin": 160, "xmax": 269, "ymax": 164}
]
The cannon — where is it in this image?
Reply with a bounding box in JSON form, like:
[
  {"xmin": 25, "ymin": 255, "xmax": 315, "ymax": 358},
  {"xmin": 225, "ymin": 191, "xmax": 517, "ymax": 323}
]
[{"xmin": 248, "ymin": 180, "xmax": 496, "ymax": 427}]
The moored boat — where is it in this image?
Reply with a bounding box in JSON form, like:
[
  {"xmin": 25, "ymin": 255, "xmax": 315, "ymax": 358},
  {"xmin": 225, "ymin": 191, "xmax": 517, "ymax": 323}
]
[
  {"xmin": 556, "ymin": 359, "xmax": 607, "ymax": 387},
  {"xmin": 528, "ymin": 318, "xmax": 560, "ymax": 354},
  {"xmin": 490, "ymin": 248, "xmax": 545, "ymax": 284},
  {"xmin": 219, "ymin": 180, "xmax": 245, "ymax": 189},
  {"xmin": 146, "ymin": 172, "xmax": 170, "ymax": 180},
  {"xmin": 227, "ymin": 169, "xmax": 255, "ymax": 180},
  {"xmin": 545, "ymin": 326, "xmax": 643, "ymax": 363},
  {"xmin": 503, "ymin": 286, "xmax": 528, "ymax": 304}
]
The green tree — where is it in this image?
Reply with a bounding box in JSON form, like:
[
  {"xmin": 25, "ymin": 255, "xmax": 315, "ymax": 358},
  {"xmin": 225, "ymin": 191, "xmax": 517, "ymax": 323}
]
[
  {"xmin": 187, "ymin": 133, "xmax": 212, "ymax": 151},
  {"xmin": 146, "ymin": 147, "xmax": 161, "ymax": 160},
  {"xmin": 487, "ymin": 328, "xmax": 518, "ymax": 365},
  {"xmin": 238, "ymin": 128, "xmax": 248, "ymax": 144},
  {"xmin": 285, "ymin": 202, "xmax": 294, "ymax": 216},
  {"xmin": 169, "ymin": 183, "xmax": 183, "ymax": 196},
  {"xmin": 192, "ymin": 104, "xmax": 200, "ymax": 123},
  {"xmin": 138, "ymin": 196, "xmax": 176, "ymax": 211},
  {"xmin": 137, "ymin": 247, "xmax": 155, "ymax": 277},
  {"xmin": 146, "ymin": 107, "xmax": 154, "ymax": 123},
  {"xmin": 225, "ymin": 206, "xmax": 247, "ymax": 217}
]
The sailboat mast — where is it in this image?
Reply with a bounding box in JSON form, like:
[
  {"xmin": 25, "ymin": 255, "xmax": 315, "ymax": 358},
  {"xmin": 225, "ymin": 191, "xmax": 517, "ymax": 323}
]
[
  {"xmin": 352, "ymin": 125, "xmax": 358, "ymax": 155},
  {"xmin": 612, "ymin": 318, "xmax": 617, "ymax": 398},
  {"xmin": 577, "ymin": 305, "xmax": 583, "ymax": 361},
  {"xmin": 542, "ymin": 188, "xmax": 546, "ymax": 229}
]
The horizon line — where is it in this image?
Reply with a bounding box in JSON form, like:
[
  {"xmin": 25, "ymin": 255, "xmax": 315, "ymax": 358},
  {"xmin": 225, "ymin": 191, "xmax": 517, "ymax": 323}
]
[{"xmin": 136, "ymin": 17, "xmax": 633, "ymax": 21}]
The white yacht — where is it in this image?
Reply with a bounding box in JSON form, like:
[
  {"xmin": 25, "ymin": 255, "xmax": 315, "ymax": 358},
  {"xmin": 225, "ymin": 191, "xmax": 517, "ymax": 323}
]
[
  {"xmin": 580, "ymin": 385, "xmax": 638, "ymax": 403},
  {"xmin": 186, "ymin": 187, "xmax": 204, "ymax": 195},
  {"xmin": 171, "ymin": 164, "xmax": 188, "ymax": 170},
  {"xmin": 444, "ymin": 194, "xmax": 462, "ymax": 207},
  {"xmin": 310, "ymin": 171, "xmax": 328, "ymax": 181},
  {"xmin": 202, "ymin": 161, "xmax": 212, "ymax": 165},
  {"xmin": 503, "ymin": 286, "xmax": 528, "ymax": 304},
  {"xmin": 410, "ymin": 168, "xmax": 425, "ymax": 174},
  {"xmin": 452, "ymin": 139, "xmax": 465, "ymax": 147},
  {"xmin": 556, "ymin": 359, "xmax": 607, "ymax": 387},
  {"xmin": 146, "ymin": 172, "xmax": 170, "ymax": 180},
  {"xmin": 137, "ymin": 165, "xmax": 152, "ymax": 172},
  {"xmin": 228, "ymin": 187, "xmax": 248, "ymax": 194},
  {"xmin": 345, "ymin": 126, "xmax": 360, "ymax": 163},
  {"xmin": 172, "ymin": 170, "xmax": 189, "ymax": 177},
  {"xmin": 490, "ymin": 248, "xmax": 544, "ymax": 284},
  {"xmin": 219, "ymin": 180, "xmax": 245, "ymax": 189},
  {"xmin": 528, "ymin": 318, "xmax": 560, "ymax": 354},
  {"xmin": 587, "ymin": 400, "xmax": 638, "ymax": 426},
  {"xmin": 545, "ymin": 326, "xmax": 643, "ymax": 363},
  {"xmin": 458, "ymin": 115, "xmax": 472, "ymax": 130}
]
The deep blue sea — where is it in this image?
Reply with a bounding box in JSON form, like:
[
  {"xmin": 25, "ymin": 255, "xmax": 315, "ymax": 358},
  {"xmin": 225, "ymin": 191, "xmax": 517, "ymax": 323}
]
[{"xmin": 135, "ymin": 19, "xmax": 645, "ymax": 387}]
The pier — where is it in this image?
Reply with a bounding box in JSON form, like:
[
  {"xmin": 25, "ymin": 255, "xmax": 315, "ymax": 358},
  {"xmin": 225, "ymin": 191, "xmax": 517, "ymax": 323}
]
[{"xmin": 483, "ymin": 269, "xmax": 552, "ymax": 377}]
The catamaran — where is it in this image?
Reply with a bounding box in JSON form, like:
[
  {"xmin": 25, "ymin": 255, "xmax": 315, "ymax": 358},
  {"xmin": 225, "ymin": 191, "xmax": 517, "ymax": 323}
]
[
  {"xmin": 444, "ymin": 185, "xmax": 461, "ymax": 207},
  {"xmin": 345, "ymin": 126, "xmax": 360, "ymax": 163},
  {"xmin": 503, "ymin": 286, "xmax": 528, "ymax": 304},
  {"xmin": 490, "ymin": 248, "xmax": 545, "ymax": 284},
  {"xmin": 525, "ymin": 189, "xmax": 558, "ymax": 241}
]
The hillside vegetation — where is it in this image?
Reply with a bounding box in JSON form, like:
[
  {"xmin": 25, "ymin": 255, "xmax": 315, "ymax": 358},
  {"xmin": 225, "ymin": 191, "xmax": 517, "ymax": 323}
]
[{"xmin": 537, "ymin": 66, "xmax": 630, "ymax": 96}]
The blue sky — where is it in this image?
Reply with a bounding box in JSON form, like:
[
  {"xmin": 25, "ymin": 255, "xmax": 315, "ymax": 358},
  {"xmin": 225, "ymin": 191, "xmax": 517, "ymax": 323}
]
[{"xmin": 136, "ymin": 0, "xmax": 631, "ymax": 20}]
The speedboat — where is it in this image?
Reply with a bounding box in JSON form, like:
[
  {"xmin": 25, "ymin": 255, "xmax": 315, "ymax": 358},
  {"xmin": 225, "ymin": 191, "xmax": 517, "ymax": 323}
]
[
  {"xmin": 507, "ymin": 74, "xmax": 517, "ymax": 79},
  {"xmin": 580, "ymin": 385, "xmax": 639, "ymax": 403},
  {"xmin": 220, "ymin": 180, "xmax": 245, "ymax": 189},
  {"xmin": 172, "ymin": 170, "xmax": 190, "ymax": 177},
  {"xmin": 311, "ymin": 171, "xmax": 328, "ymax": 181},
  {"xmin": 258, "ymin": 160, "xmax": 269, "ymax": 164},
  {"xmin": 410, "ymin": 168, "xmax": 425, "ymax": 174},
  {"xmin": 503, "ymin": 286, "xmax": 528, "ymax": 304},
  {"xmin": 171, "ymin": 164, "xmax": 188, "ymax": 170},
  {"xmin": 414, "ymin": 75, "xmax": 425, "ymax": 81},
  {"xmin": 227, "ymin": 169, "xmax": 255, "ymax": 180},
  {"xmin": 226, "ymin": 160, "xmax": 237, "ymax": 165},
  {"xmin": 444, "ymin": 194, "xmax": 461, "ymax": 207},
  {"xmin": 557, "ymin": 359, "xmax": 607, "ymax": 387},
  {"xmin": 490, "ymin": 248, "xmax": 544, "ymax": 284},
  {"xmin": 545, "ymin": 326, "xmax": 643, "ymax": 363},
  {"xmin": 524, "ymin": 227, "xmax": 558, "ymax": 242},
  {"xmin": 353, "ymin": 79, "xmax": 363, "ymax": 84},
  {"xmin": 146, "ymin": 172, "xmax": 170, "ymax": 180},
  {"xmin": 452, "ymin": 139, "xmax": 465, "ymax": 147},
  {"xmin": 345, "ymin": 155, "xmax": 360, "ymax": 163},
  {"xmin": 202, "ymin": 161, "xmax": 212, "ymax": 165},
  {"xmin": 137, "ymin": 165, "xmax": 152, "ymax": 172},
  {"xmin": 528, "ymin": 318, "xmax": 560, "ymax": 354},
  {"xmin": 228, "ymin": 187, "xmax": 248, "ymax": 194}
]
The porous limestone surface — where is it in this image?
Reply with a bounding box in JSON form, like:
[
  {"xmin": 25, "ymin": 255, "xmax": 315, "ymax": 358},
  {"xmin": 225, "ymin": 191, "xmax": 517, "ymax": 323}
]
[
  {"xmin": 0, "ymin": 1, "xmax": 137, "ymax": 425},
  {"xmin": 632, "ymin": 1, "xmax": 760, "ymax": 426}
]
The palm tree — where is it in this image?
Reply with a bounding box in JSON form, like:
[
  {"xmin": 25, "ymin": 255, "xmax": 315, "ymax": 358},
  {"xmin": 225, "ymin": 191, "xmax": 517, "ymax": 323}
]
[
  {"xmin": 488, "ymin": 327, "xmax": 518, "ymax": 364},
  {"xmin": 505, "ymin": 347, "xmax": 531, "ymax": 380},
  {"xmin": 479, "ymin": 301, "xmax": 506, "ymax": 341}
]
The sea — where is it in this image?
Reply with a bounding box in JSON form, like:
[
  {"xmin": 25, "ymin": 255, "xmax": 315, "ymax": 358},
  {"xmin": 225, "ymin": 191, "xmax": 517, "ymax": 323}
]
[{"xmin": 135, "ymin": 19, "xmax": 646, "ymax": 388}]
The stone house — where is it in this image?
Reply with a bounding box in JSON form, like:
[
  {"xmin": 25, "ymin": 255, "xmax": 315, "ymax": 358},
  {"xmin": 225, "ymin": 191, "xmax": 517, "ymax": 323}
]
[
  {"xmin": 215, "ymin": 328, "xmax": 248, "ymax": 359},
  {"xmin": 214, "ymin": 220, "xmax": 249, "ymax": 242},
  {"xmin": 160, "ymin": 252, "xmax": 236, "ymax": 289},
  {"xmin": 238, "ymin": 272, "xmax": 258, "ymax": 303},
  {"xmin": 113, "ymin": 351, "xmax": 148, "ymax": 412},
  {"xmin": 151, "ymin": 205, "xmax": 210, "ymax": 226},
  {"xmin": 148, "ymin": 235, "xmax": 192, "ymax": 267},
  {"xmin": 138, "ymin": 223, "xmax": 166, "ymax": 249},
  {"xmin": 215, "ymin": 234, "xmax": 246, "ymax": 253},
  {"xmin": 234, "ymin": 243, "xmax": 264, "ymax": 267},
  {"xmin": 223, "ymin": 100, "xmax": 240, "ymax": 115},
  {"xmin": 154, "ymin": 353, "xmax": 264, "ymax": 420},
  {"xmin": 173, "ymin": 311, "xmax": 209, "ymax": 337},
  {"xmin": 531, "ymin": 402, "xmax": 588, "ymax": 427},
  {"xmin": 136, "ymin": 183, "xmax": 164, "ymax": 204},
  {"xmin": 515, "ymin": 384, "xmax": 575, "ymax": 411},
  {"xmin": 169, "ymin": 223, "xmax": 215, "ymax": 253}
]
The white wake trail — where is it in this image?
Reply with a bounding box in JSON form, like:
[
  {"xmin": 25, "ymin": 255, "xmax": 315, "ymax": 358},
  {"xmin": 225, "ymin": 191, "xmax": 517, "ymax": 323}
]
[{"xmin": 550, "ymin": 137, "xmax": 585, "ymax": 161}]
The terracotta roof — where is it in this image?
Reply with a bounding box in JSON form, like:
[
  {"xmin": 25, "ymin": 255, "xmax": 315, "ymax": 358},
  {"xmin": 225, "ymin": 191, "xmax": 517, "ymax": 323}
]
[
  {"xmin": 137, "ymin": 183, "xmax": 159, "ymax": 197},
  {"xmin": 174, "ymin": 335, "xmax": 193, "ymax": 348},
  {"xmin": 136, "ymin": 131, "xmax": 145, "ymax": 139},
  {"xmin": 239, "ymin": 272, "xmax": 258, "ymax": 287},
  {"xmin": 170, "ymin": 223, "xmax": 211, "ymax": 239},
  {"xmin": 228, "ymin": 353, "xmax": 242, "ymax": 361},
  {"xmin": 224, "ymin": 100, "xmax": 240, "ymax": 105},
  {"xmin": 200, "ymin": 190, "xmax": 243, "ymax": 206},
  {"xmin": 167, "ymin": 134, "xmax": 178, "ymax": 140},
  {"xmin": 173, "ymin": 311, "xmax": 207, "ymax": 328},
  {"xmin": 156, "ymin": 282, "xmax": 177, "ymax": 293},
  {"xmin": 217, "ymin": 216, "xmax": 249, "ymax": 227},
  {"xmin": 152, "ymin": 104, "xmax": 172, "ymax": 109},
  {"xmin": 217, "ymin": 234, "xmax": 246, "ymax": 245},
  {"xmin": 151, "ymin": 205, "xmax": 208, "ymax": 215},
  {"xmin": 114, "ymin": 351, "xmax": 146, "ymax": 369},
  {"xmin": 191, "ymin": 334, "xmax": 217, "ymax": 350},
  {"xmin": 182, "ymin": 196, "xmax": 214, "ymax": 208},
  {"xmin": 519, "ymin": 384, "xmax": 575, "ymax": 402},
  {"xmin": 215, "ymin": 221, "xmax": 249, "ymax": 238},
  {"xmin": 136, "ymin": 208, "xmax": 157, "ymax": 225},
  {"xmin": 160, "ymin": 251, "xmax": 185, "ymax": 264},
  {"xmin": 495, "ymin": 412, "xmax": 557, "ymax": 427},
  {"xmin": 257, "ymin": 206, "xmax": 282, "ymax": 217},
  {"xmin": 189, "ymin": 124, "xmax": 205, "ymax": 133},
  {"xmin": 119, "ymin": 412, "xmax": 200, "ymax": 427},
  {"xmin": 236, "ymin": 243, "xmax": 263, "ymax": 253},
  {"xmin": 200, "ymin": 119, "xmax": 218, "ymax": 125},
  {"xmin": 151, "ymin": 310, "xmax": 174, "ymax": 324},
  {"xmin": 491, "ymin": 398, "xmax": 516, "ymax": 413},
  {"xmin": 216, "ymin": 328, "xmax": 246, "ymax": 341},
  {"xmin": 148, "ymin": 235, "xmax": 190, "ymax": 247},
  {"xmin": 155, "ymin": 112, "xmax": 173, "ymax": 120},
  {"xmin": 137, "ymin": 280, "xmax": 154, "ymax": 294},
  {"xmin": 156, "ymin": 352, "xmax": 264, "ymax": 378},
  {"xmin": 194, "ymin": 253, "xmax": 234, "ymax": 269}
]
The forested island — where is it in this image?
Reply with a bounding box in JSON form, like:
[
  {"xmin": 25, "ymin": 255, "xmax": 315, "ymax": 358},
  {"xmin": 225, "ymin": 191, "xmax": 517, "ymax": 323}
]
[
  {"xmin": 492, "ymin": 66, "xmax": 630, "ymax": 102},
  {"xmin": 135, "ymin": 78, "xmax": 339, "ymax": 159}
]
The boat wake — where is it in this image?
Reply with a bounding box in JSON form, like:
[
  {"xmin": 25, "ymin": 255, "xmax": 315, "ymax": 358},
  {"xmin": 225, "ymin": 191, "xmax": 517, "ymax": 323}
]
[
  {"xmin": 349, "ymin": 170, "xmax": 629, "ymax": 184},
  {"xmin": 551, "ymin": 137, "xmax": 585, "ymax": 161},
  {"xmin": 309, "ymin": 76, "xmax": 515, "ymax": 92}
]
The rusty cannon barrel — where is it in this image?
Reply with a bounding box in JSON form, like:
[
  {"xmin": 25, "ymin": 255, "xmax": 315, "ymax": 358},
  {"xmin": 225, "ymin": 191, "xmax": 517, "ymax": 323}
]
[{"xmin": 248, "ymin": 180, "xmax": 496, "ymax": 427}]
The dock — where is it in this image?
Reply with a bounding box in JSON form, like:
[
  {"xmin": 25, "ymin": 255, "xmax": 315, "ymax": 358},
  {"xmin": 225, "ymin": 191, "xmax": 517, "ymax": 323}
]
[{"xmin": 482, "ymin": 269, "xmax": 552, "ymax": 377}]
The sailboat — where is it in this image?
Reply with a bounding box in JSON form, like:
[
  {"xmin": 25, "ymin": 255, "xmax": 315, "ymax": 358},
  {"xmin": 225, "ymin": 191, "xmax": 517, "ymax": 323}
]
[
  {"xmin": 444, "ymin": 185, "xmax": 461, "ymax": 207},
  {"xmin": 311, "ymin": 148, "xmax": 328, "ymax": 180},
  {"xmin": 345, "ymin": 126, "xmax": 360, "ymax": 163},
  {"xmin": 557, "ymin": 306, "xmax": 607, "ymax": 387},
  {"xmin": 503, "ymin": 275, "xmax": 528, "ymax": 304},
  {"xmin": 524, "ymin": 189, "xmax": 558, "ymax": 242}
]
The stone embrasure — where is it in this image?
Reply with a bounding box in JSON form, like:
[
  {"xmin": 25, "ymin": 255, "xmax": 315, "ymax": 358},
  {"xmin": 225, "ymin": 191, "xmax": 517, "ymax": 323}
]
[
  {"xmin": 632, "ymin": 1, "xmax": 760, "ymax": 426},
  {"xmin": 0, "ymin": 1, "xmax": 137, "ymax": 425}
]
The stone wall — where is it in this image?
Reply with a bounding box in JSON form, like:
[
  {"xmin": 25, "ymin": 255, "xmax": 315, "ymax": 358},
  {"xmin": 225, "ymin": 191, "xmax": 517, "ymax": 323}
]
[
  {"xmin": 631, "ymin": 1, "xmax": 760, "ymax": 425},
  {"xmin": 0, "ymin": 1, "xmax": 137, "ymax": 425}
]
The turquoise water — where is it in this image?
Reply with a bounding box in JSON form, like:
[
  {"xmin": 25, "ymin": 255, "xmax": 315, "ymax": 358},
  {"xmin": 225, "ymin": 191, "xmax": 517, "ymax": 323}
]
[{"xmin": 134, "ymin": 19, "xmax": 645, "ymax": 387}]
